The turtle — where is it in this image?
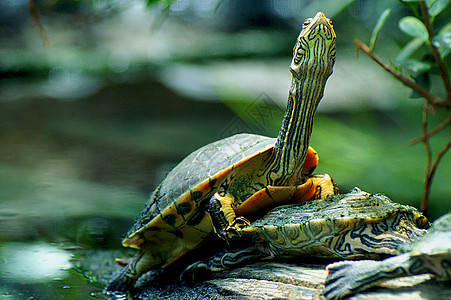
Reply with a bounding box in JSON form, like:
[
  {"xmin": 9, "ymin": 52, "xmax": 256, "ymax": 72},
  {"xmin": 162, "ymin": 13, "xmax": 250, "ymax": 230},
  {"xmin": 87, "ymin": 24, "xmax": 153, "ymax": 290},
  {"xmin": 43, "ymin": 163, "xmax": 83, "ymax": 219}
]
[
  {"xmin": 104, "ymin": 12, "xmax": 337, "ymax": 298},
  {"xmin": 180, "ymin": 187, "xmax": 429, "ymax": 281},
  {"xmin": 323, "ymin": 212, "xmax": 451, "ymax": 300}
]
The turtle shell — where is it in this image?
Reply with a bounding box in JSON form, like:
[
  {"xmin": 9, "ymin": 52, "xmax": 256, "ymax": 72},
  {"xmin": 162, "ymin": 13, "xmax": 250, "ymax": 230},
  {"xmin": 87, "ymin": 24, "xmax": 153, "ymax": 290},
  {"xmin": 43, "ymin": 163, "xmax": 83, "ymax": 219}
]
[
  {"xmin": 241, "ymin": 187, "xmax": 429, "ymax": 259},
  {"xmin": 124, "ymin": 133, "xmax": 276, "ymax": 246}
]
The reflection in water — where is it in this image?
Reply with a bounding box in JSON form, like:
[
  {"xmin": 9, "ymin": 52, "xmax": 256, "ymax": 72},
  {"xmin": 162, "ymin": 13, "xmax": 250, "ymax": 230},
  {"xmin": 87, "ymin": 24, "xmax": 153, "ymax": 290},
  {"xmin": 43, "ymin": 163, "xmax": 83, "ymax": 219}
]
[{"xmin": 0, "ymin": 242, "xmax": 72, "ymax": 283}]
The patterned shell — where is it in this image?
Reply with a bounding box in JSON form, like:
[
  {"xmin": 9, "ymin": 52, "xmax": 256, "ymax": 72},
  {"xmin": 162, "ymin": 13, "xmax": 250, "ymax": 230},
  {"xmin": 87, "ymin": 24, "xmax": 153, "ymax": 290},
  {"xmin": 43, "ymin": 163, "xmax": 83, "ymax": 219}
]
[
  {"xmin": 241, "ymin": 187, "xmax": 430, "ymax": 258},
  {"xmin": 126, "ymin": 133, "xmax": 276, "ymax": 237}
]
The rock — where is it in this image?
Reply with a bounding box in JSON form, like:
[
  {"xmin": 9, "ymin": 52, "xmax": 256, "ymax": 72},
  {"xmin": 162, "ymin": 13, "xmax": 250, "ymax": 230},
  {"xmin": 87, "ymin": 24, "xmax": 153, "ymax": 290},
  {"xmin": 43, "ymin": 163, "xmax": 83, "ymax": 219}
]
[{"xmin": 76, "ymin": 249, "xmax": 451, "ymax": 299}]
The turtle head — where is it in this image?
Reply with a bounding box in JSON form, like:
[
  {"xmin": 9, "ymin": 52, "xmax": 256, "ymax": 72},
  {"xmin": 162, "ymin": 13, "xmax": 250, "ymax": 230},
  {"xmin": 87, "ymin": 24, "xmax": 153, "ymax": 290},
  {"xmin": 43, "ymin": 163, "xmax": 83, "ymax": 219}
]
[{"xmin": 290, "ymin": 12, "xmax": 336, "ymax": 80}]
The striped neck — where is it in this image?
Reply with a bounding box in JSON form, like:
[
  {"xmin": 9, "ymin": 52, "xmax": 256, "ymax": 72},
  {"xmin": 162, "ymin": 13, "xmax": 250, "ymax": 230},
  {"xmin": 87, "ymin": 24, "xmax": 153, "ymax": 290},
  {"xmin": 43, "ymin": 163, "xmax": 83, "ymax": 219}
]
[
  {"xmin": 266, "ymin": 71, "xmax": 328, "ymax": 186},
  {"xmin": 264, "ymin": 12, "xmax": 336, "ymax": 186}
]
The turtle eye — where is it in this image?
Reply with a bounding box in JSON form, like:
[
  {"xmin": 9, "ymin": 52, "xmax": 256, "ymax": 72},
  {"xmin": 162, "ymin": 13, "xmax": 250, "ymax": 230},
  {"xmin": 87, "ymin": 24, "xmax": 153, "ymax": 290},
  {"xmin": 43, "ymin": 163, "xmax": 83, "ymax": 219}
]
[{"xmin": 303, "ymin": 18, "xmax": 312, "ymax": 28}]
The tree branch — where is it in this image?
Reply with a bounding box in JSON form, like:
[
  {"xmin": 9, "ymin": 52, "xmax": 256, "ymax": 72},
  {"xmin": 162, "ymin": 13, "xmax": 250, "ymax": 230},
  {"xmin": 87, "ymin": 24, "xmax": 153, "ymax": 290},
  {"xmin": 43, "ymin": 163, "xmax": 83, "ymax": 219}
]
[
  {"xmin": 354, "ymin": 40, "xmax": 448, "ymax": 108},
  {"xmin": 29, "ymin": 0, "xmax": 51, "ymax": 47},
  {"xmin": 419, "ymin": 1, "xmax": 451, "ymax": 103},
  {"xmin": 421, "ymin": 103, "xmax": 432, "ymax": 212},
  {"xmin": 421, "ymin": 140, "xmax": 451, "ymax": 212},
  {"xmin": 410, "ymin": 114, "xmax": 451, "ymax": 144}
]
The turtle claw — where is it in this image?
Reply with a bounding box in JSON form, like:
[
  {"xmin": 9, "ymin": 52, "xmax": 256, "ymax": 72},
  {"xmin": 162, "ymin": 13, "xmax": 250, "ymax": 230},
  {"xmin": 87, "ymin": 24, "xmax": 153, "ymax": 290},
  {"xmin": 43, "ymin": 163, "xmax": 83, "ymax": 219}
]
[
  {"xmin": 115, "ymin": 258, "xmax": 130, "ymax": 267},
  {"xmin": 217, "ymin": 217, "xmax": 251, "ymax": 244},
  {"xmin": 180, "ymin": 262, "xmax": 211, "ymax": 285},
  {"xmin": 103, "ymin": 291, "xmax": 128, "ymax": 300},
  {"xmin": 235, "ymin": 216, "xmax": 251, "ymax": 227},
  {"xmin": 323, "ymin": 260, "xmax": 381, "ymax": 300}
]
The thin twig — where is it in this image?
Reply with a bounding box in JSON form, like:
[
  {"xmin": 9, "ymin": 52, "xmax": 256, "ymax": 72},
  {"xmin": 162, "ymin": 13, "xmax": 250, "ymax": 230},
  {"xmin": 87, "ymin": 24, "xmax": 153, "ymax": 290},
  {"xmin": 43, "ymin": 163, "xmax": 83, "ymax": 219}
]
[
  {"xmin": 421, "ymin": 103, "xmax": 432, "ymax": 212},
  {"xmin": 410, "ymin": 114, "xmax": 451, "ymax": 144},
  {"xmin": 29, "ymin": 0, "xmax": 51, "ymax": 47},
  {"xmin": 421, "ymin": 140, "xmax": 451, "ymax": 212},
  {"xmin": 420, "ymin": 1, "xmax": 451, "ymax": 103},
  {"xmin": 354, "ymin": 40, "xmax": 448, "ymax": 108}
]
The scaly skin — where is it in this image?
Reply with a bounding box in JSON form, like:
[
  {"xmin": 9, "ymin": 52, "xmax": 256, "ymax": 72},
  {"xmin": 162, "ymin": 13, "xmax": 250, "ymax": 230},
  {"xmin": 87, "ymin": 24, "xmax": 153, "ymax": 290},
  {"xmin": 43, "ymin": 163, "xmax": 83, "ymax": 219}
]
[
  {"xmin": 180, "ymin": 188, "xmax": 428, "ymax": 283},
  {"xmin": 323, "ymin": 213, "xmax": 451, "ymax": 300}
]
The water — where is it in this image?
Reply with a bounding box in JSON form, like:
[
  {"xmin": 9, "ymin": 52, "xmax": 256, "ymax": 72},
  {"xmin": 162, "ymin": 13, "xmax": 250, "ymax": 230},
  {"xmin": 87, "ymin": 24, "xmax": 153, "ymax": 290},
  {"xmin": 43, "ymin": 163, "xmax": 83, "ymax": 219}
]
[
  {"xmin": 0, "ymin": 242, "xmax": 100, "ymax": 300},
  {"xmin": 0, "ymin": 79, "xmax": 239, "ymax": 299}
]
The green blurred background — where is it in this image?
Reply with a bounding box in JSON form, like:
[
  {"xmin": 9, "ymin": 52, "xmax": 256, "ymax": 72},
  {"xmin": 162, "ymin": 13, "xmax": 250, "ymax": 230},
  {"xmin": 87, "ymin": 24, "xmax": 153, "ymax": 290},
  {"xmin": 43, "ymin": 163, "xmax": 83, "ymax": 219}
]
[{"xmin": 0, "ymin": 0, "xmax": 449, "ymax": 298}]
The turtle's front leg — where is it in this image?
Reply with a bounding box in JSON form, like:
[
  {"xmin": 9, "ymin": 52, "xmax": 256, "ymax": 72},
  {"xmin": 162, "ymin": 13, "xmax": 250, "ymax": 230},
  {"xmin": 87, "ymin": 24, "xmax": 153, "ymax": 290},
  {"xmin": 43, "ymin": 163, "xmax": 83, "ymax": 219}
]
[
  {"xmin": 323, "ymin": 254, "xmax": 415, "ymax": 300},
  {"xmin": 234, "ymin": 174, "xmax": 338, "ymax": 221},
  {"xmin": 306, "ymin": 173, "xmax": 339, "ymax": 199},
  {"xmin": 209, "ymin": 174, "xmax": 338, "ymax": 243},
  {"xmin": 180, "ymin": 244, "xmax": 265, "ymax": 284},
  {"xmin": 300, "ymin": 146, "xmax": 339, "ymax": 198},
  {"xmin": 209, "ymin": 192, "xmax": 250, "ymax": 242}
]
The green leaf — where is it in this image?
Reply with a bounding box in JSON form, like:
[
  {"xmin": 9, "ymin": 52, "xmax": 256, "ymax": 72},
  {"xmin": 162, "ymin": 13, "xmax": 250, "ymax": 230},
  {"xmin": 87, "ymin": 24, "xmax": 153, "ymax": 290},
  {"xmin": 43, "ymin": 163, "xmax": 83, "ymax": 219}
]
[
  {"xmin": 438, "ymin": 22, "xmax": 451, "ymax": 35},
  {"xmin": 398, "ymin": 59, "xmax": 433, "ymax": 73},
  {"xmin": 433, "ymin": 32, "xmax": 451, "ymax": 50},
  {"xmin": 369, "ymin": 9, "xmax": 391, "ymax": 51},
  {"xmin": 435, "ymin": 22, "xmax": 451, "ymax": 48},
  {"xmin": 426, "ymin": 0, "xmax": 450, "ymax": 16},
  {"xmin": 396, "ymin": 38, "xmax": 426, "ymax": 62},
  {"xmin": 433, "ymin": 22, "xmax": 451, "ymax": 57},
  {"xmin": 399, "ymin": 17, "xmax": 428, "ymax": 40}
]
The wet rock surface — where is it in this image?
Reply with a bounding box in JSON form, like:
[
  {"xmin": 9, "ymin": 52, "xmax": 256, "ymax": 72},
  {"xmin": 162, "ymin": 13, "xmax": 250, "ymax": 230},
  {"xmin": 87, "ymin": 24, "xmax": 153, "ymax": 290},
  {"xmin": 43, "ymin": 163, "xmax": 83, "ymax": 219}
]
[{"xmin": 77, "ymin": 250, "xmax": 451, "ymax": 299}]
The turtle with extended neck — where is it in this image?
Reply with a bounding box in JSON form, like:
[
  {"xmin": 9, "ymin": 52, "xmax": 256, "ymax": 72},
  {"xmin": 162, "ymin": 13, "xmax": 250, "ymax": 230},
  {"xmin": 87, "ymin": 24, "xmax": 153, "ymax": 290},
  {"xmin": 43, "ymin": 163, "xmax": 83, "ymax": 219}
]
[{"xmin": 104, "ymin": 12, "xmax": 337, "ymax": 299}]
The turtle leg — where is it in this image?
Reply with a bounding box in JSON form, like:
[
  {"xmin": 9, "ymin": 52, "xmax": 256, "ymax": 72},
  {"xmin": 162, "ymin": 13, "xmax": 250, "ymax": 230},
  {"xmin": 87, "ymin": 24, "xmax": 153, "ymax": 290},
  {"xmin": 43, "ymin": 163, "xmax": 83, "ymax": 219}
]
[
  {"xmin": 301, "ymin": 146, "xmax": 339, "ymax": 198},
  {"xmin": 209, "ymin": 173, "xmax": 337, "ymax": 242},
  {"xmin": 103, "ymin": 244, "xmax": 161, "ymax": 299},
  {"xmin": 180, "ymin": 244, "xmax": 265, "ymax": 284},
  {"xmin": 234, "ymin": 174, "xmax": 338, "ymax": 221},
  {"xmin": 104, "ymin": 252, "xmax": 143, "ymax": 299},
  {"xmin": 209, "ymin": 192, "xmax": 251, "ymax": 242},
  {"xmin": 307, "ymin": 173, "xmax": 339, "ymax": 199},
  {"xmin": 323, "ymin": 254, "xmax": 428, "ymax": 300},
  {"xmin": 301, "ymin": 146, "xmax": 319, "ymax": 178}
]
